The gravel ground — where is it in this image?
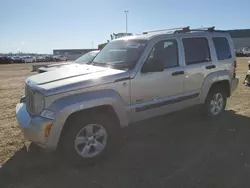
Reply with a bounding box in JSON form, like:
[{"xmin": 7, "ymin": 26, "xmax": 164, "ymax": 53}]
[{"xmin": 0, "ymin": 59, "xmax": 250, "ymax": 188}]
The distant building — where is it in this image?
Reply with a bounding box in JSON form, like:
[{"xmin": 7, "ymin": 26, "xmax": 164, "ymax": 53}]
[
  {"xmin": 53, "ymin": 49, "xmax": 97, "ymax": 60},
  {"xmin": 227, "ymin": 29, "xmax": 250, "ymax": 49}
]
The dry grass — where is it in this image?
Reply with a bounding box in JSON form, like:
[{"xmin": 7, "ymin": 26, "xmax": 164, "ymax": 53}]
[
  {"xmin": 0, "ymin": 64, "xmax": 35, "ymax": 163},
  {"xmin": 0, "ymin": 59, "xmax": 250, "ymax": 187}
]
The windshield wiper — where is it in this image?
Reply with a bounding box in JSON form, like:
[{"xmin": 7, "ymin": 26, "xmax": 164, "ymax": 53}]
[
  {"xmin": 90, "ymin": 61, "xmax": 130, "ymax": 70},
  {"xmin": 106, "ymin": 62, "xmax": 130, "ymax": 70},
  {"xmin": 91, "ymin": 61, "xmax": 108, "ymax": 67}
]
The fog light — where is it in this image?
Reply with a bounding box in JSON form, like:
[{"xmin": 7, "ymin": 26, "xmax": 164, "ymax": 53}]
[{"xmin": 45, "ymin": 124, "xmax": 52, "ymax": 137}]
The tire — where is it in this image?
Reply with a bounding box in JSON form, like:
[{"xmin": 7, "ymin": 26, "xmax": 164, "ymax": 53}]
[
  {"xmin": 58, "ymin": 112, "xmax": 120, "ymax": 165},
  {"xmin": 202, "ymin": 87, "xmax": 227, "ymax": 119}
]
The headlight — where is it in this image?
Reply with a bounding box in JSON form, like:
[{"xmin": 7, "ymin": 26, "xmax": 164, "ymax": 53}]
[
  {"xmin": 41, "ymin": 110, "xmax": 54, "ymax": 120},
  {"xmin": 33, "ymin": 91, "xmax": 44, "ymax": 114}
]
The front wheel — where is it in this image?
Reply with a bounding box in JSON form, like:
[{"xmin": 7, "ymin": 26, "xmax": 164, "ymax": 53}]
[
  {"xmin": 58, "ymin": 112, "xmax": 120, "ymax": 165},
  {"xmin": 202, "ymin": 87, "xmax": 227, "ymax": 118}
]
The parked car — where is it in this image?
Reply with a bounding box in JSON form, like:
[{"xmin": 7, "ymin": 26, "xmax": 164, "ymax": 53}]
[
  {"xmin": 242, "ymin": 47, "xmax": 250, "ymax": 57},
  {"xmin": 235, "ymin": 48, "xmax": 244, "ymax": 57},
  {"xmin": 21, "ymin": 56, "xmax": 36, "ymax": 63},
  {"xmin": 37, "ymin": 50, "xmax": 99, "ymax": 73},
  {"xmin": 243, "ymin": 61, "xmax": 250, "ymax": 86},
  {"xmin": 36, "ymin": 56, "xmax": 45, "ymax": 62},
  {"xmin": 16, "ymin": 26, "xmax": 239, "ymax": 164},
  {"xmin": 10, "ymin": 56, "xmax": 23, "ymax": 63},
  {"xmin": 54, "ymin": 55, "xmax": 67, "ymax": 61},
  {"xmin": 0, "ymin": 56, "xmax": 12, "ymax": 64}
]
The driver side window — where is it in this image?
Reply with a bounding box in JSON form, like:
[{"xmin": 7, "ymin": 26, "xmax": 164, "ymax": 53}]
[{"xmin": 146, "ymin": 39, "xmax": 179, "ymax": 69}]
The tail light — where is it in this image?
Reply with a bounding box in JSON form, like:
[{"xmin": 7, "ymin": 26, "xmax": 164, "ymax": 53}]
[{"xmin": 233, "ymin": 60, "xmax": 237, "ymax": 78}]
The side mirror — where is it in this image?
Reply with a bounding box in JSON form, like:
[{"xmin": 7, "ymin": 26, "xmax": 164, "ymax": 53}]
[{"xmin": 141, "ymin": 59, "xmax": 164, "ymax": 73}]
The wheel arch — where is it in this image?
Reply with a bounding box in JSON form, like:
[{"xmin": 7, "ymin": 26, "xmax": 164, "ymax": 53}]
[
  {"xmin": 46, "ymin": 89, "xmax": 129, "ymax": 150},
  {"xmin": 207, "ymin": 80, "xmax": 230, "ymax": 98},
  {"xmin": 199, "ymin": 70, "xmax": 231, "ymax": 103}
]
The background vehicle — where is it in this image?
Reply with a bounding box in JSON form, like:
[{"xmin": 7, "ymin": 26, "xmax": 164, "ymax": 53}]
[
  {"xmin": 16, "ymin": 26, "xmax": 239, "ymax": 164},
  {"xmin": 21, "ymin": 56, "xmax": 36, "ymax": 63},
  {"xmin": 54, "ymin": 55, "xmax": 67, "ymax": 61},
  {"xmin": 0, "ymin": 56, "xmax": 12, "ymax": 64},
  {"xmin": 244, "ymin": 61, "xmax": 250, "ymax": 86},
  {"xmin": 37, "ymin": 50, "xmax": 99, "ymax": 73},
  {"xmin": 36, "ymin": 56, "xmax": 47, "ymax": 62},
  {"xmin": 10, "ymin": 56, "xmax": 23, "ymax": 63},
  {"xmin": 242, "ymin": 47, "xmax": 250, "ymax": 57}
]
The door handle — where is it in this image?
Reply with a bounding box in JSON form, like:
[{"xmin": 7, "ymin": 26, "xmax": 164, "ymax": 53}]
[
  {"xmin": 206, "ymin": 65, "xmax": 216, "ymax": 69},
  {"xmin": 172, "ymin": 71, "xmax": 184, "ymax": 76}
]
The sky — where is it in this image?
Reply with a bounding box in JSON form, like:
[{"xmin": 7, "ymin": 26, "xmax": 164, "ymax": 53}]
[{"xmin": 1, "ymin": 0, "xmax": 250, "ymax": 54}]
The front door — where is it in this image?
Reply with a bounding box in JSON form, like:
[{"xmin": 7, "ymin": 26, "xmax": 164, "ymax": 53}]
[{"xmin": 130, "ymin": 38, "xmax": 184, "ymax": 121}]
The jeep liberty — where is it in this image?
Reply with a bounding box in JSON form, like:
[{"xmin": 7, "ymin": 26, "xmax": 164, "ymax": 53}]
[{"xmin": 16, "ymin": 26, "xmax": 239, "ymax": 163}]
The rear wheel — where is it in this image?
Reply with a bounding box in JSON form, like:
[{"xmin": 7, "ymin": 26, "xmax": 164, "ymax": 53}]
[
  {"xmin": 58, "ymin": 112, "xmax": 120, "ymax": 165},
  {"xmin": 202, "ymin": 87, "xmax": 227, "ymax": 118}
]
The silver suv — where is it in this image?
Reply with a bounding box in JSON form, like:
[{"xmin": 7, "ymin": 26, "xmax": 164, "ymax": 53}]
[{"xmin": 16, "ymin": 26, "xmax": 239, "ymax": 163}]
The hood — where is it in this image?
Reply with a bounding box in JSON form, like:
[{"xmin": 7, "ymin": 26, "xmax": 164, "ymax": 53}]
[
  {"xmin": 45, "ymin": 62, "xmax": 72, "ymax": 68},
  {"xmin": 27, "ymin": 63, "xmax": 127, "ymax": 95},
  {"xmin": 38, "ymin": 62, "xmax": 73, "ymax": 72}
]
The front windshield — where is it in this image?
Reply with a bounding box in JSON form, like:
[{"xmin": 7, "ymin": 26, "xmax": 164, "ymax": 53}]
[
  {"xmin": 74, "ymin": 51, "xmax": 99, "ymax": 64},
  {"xmin": 92, "ymin": 39, "xmax": 147, "ymax": 70}
]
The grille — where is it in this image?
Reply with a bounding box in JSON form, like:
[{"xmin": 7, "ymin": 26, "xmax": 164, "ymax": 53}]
[{"xmin": 25, "ymin": 85, "xmax": 35, "ymax": 114}]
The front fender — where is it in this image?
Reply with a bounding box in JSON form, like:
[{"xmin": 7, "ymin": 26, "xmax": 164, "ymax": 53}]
[
  {"xmin": 46, "ymin": 89, "xmax": 128, "ymax": 149},
  {"xmin": 199, "ymin": 70, "xmax": 230, "ymax": 103}
]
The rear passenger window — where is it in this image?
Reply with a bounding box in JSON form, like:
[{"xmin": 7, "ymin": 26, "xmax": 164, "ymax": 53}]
[
  {"xmin": 213, "ymin": 37, "xmax": 232, "ymax": 60},
  {"xmin": 183, "ymin": 37, "xmax": 211, "ymax": 65}
]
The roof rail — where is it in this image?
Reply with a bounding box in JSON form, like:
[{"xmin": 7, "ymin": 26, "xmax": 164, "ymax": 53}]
[
  {"xmin": 142, "ymin": 26, "xmax": 190, "ymax": 34},
  {"xmin": 187, "ymin": 26, "xmax": 215, "ymax": 32},
  {"xmin": 142, "ymin": 26, "xmax": 226, "ymax": 35}
]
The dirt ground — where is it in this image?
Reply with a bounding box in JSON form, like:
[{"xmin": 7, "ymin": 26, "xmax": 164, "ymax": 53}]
[{"xmin": 0, "ymin": 59, "xmax": 250, "ymax": 188}]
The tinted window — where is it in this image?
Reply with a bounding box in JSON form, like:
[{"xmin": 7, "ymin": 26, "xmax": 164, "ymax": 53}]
[
  {"xmin": 183, "ymin": 37, "xmax": 211, "ymax": 65},
  {"xmin": 147, "ymin": 39, "xmax": 179, "ymax": 69},
  {"xmin": 213, "ymin": 37, "xmax": 232, "ymax": 60}
]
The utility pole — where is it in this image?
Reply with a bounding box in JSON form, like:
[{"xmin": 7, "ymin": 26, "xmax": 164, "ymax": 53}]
[{"xmin": 125, "ymin": 10, "xmax": 129, "ymax": 33}]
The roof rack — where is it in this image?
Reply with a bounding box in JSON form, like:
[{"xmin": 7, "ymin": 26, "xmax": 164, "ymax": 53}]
[
  {"xmin": 142, "ymin": 26, "xmax": 224, "ymax": 35},
  {"xmin": 142, "ymin": 26, "xmax": 190, "ymax": 34},
  {"xmin": 187, "ymin": 26, "xmax": 215, "ymax": 32}
]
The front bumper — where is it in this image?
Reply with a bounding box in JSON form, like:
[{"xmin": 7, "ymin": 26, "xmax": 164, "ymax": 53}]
[
  {"xmin": 231, "ymin": 78, "xmax": 239, "ymax": 94},
  {"xmin": 16, "ymin": 103, "xmax": 53, "ymax": 148}
]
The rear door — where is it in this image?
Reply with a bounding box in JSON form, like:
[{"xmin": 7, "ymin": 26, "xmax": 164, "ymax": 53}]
[
  {"xmin": 212, "ymin": 36, "xmax": 234, "ymax": 76},
  {"xmin": 181, "ymin": 36, "xmax": 215, "ymax": 94}
]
